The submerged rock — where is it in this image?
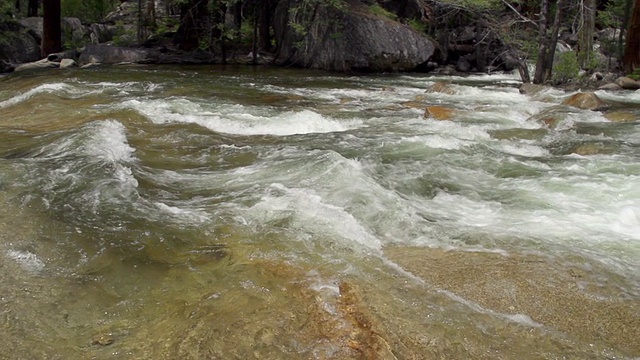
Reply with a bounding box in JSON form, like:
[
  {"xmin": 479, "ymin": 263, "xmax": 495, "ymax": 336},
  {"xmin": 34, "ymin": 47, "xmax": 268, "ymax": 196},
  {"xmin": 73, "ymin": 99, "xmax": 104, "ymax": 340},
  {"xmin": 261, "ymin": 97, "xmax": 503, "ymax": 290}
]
[
  {"xmin": 384, "ymin": 246, "xmax": 640, "ymax": 356},
  {"xmin": 91, "ymin": 333, "xmax": 115, "ymax": 346},
  {"xmin": 424, "ymin": 105, "xmax": 454, "ymax": 120},
  {"xmin": 488, "ymin": 128, "xmax": 548, "ymax": 141},
  {"xmin": 604, "ymin": 111, "xmax": 637, "ymax": 123},
  {"xmin": 526, "ymin": 105, "xmax": 574, "ymax": 129},
  {"xmin": 518, "ymin": 83, "xmax": 548, "ymax": 96},
  {"xmin": 561, "ymin": 92, "xmax": 606, "ymax": 110},
  {"xmin": 425, "ymin": 81, "xmax": 456, "ymax": 95}
]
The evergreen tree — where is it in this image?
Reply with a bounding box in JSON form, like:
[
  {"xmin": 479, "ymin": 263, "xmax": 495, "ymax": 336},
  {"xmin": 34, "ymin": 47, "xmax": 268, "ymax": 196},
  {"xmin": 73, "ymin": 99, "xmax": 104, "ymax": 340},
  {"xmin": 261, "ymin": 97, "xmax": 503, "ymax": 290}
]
[{"xmin": 624, "ymin": 0, "xmax": 640, "ymax": 72}]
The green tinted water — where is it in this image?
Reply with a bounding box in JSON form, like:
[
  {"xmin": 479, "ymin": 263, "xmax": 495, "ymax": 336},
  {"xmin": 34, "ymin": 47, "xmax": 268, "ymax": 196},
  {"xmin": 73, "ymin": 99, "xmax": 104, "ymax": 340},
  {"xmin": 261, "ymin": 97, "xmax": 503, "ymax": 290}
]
[{"xmin": 1, "ymin": 66, "xmax": 639, "ymax": 359}]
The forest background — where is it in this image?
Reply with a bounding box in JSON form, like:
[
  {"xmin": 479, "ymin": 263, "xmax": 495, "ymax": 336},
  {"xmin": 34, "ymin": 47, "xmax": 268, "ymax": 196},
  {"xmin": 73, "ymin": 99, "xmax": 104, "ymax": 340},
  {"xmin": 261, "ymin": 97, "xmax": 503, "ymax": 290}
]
[{"xmin": 1, "ymin": 0, "xmax": 640, "ymax": 84}]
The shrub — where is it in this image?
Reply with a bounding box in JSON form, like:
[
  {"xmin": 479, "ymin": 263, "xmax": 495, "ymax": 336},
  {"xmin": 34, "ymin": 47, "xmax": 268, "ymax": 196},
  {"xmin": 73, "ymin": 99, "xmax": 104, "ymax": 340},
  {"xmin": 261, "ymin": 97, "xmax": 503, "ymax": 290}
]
[{"xmin": 553, "ymin": 51, "xmax": 580, "ymax": 83}]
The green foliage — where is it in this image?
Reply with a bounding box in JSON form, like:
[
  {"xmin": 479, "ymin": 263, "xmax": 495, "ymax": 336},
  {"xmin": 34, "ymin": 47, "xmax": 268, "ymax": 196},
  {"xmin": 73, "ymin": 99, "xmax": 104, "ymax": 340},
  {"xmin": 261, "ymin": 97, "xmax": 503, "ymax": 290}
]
[
  {"xmin": 369, "ymin": 4, "xmax": 397, "ymax": 20},
  {"xmin": 1, "ymin": 1, "xmax": 13, "ymax": 19},
  {"xmin": 61, "ymin": 0, "xmax": 119, "ymax": 23},
  {"xmin": 552, "ymin": 51, "xmax": 580, "ymax": 83},
  {"xmin": 112, "ymin": 21, "xmax": 136, "ymax": 46},
  {"xmin": 408, "ymin": 18, "xmax": 427, "ymax": 33},
  {"xmin": 441, "ymin": 0, "xmax": 502, "ymax": 11},
  {"xmin": 582, "ymin": 50, "xmax": 605, "ymax": 72},
  {"xmin": 596, "ymin": 0, "xmax": 626, "ymax": 28},
  {"xmin": 628, "ymin": 68, "xmax": 640, "ymax": 80},
  {"xmin": 288, "ymin": 0, "xmax": 345, "ymax": 51}
]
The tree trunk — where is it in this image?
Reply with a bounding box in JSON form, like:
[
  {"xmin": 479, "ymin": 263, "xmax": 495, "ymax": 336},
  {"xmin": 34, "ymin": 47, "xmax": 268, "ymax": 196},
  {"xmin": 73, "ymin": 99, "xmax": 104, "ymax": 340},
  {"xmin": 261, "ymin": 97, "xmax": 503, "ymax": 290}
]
[
  {"xmin": 174, "ymin": 0, "xmax": 209, "ymax": 51},
  {"xmin": 147, "ymin": 0, "xmax": 156, "ymax": 28},
  {"xmin": 28, "ymin": 0, "xmax": 38, "ymax": 16},
  {"xmin": 258, "ymin": 0, "xmax": 272, "ymax": 53},
  {"xmin": 543, "ymin": 0, "xmax": 564, "ymax": 81},
  {"xmin": 252, "ymin": 4, "xmax": 258, "ymax": 64},
  {"xmin": 42, "ymin": 0, "xmax": 61, "ymax": 57},
  {"xmin": 624, "ymin": 0, "xmax": 640, "ymax": 73},
  {"xmin": 534, "ymin": 0, "xmax": 564, "ymax": 83},
  {"xmin": 619, "ymin": 0, "xmax": 633, "ymax": 60},
  {"xmin": 533, "ymin": 0, "xmax": 549, "ymax": 83},
  {"xmin": 577, "ymin": 0, "xmax": 595, "ymax": 69}
]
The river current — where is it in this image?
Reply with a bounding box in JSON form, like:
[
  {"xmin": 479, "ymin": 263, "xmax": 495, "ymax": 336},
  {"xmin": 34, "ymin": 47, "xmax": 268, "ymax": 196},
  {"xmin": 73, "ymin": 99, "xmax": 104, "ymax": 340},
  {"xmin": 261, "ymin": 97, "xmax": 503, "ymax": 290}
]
[{"xmin": 1, "ymin": 65, "xmax": 639, "ymax": 359}]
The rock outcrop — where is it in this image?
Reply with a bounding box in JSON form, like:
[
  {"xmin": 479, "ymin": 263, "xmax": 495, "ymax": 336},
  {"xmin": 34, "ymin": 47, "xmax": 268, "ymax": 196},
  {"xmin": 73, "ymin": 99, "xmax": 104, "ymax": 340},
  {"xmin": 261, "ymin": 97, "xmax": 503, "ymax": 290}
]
[
  {"xmin": 78, "ymin": 44, "xmax": 160, "ymax": 66},
  {"xmin": 561, "ymin": 92, "xmax": 606, "ymax": 110},
  {"xmin": 0, "ymin": 19, "xmax": 41, "ymax": 72},
  {"xmin": 273, "ymin": 0, "xmax": 435, "ymax": 72}
]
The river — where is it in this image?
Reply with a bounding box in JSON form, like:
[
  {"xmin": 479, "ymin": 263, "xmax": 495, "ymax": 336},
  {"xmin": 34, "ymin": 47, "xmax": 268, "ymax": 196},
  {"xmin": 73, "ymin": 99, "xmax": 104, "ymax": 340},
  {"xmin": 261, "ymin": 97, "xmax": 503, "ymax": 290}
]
[{"xmin": 1, "ymin": 65, "xmax": 639, "ymax": 359}]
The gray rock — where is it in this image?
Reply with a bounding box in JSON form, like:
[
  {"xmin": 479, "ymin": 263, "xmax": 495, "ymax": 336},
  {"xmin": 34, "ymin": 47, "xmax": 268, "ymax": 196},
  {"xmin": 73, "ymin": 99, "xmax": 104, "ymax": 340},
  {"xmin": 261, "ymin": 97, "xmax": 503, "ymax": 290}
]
[
  {"xmin": 519, "ymin": 83, "xmax": 548, "ymax": 96},
  {"xmin": 18, "ymin": 17, "xmax": 43, "ymax": 43},
  {"xmin": 598, "ymin": 83, "xmax": 623, "ymax": 91},
  {"xmin": 14, "ymin": 59, "xmax": 59, "ymax": 72},
  {"xmin": 273, "ymin": 0, "xmax": 435, "ymax": 72},
  {"xmin": 59, "ymin": 58, "xmax": 76, "ymax": 68},
  {"xmin": 90, "ymin": 23, "xmax": 117, "ymax": 44},
  {"xmin": 0, "ymin": 20, "xmax": 41, "ymax": 72},
  {"xmin": 456, "ymin": 57, "xmax": 471, "ymax": 72},
  {"xmin": 62, "ymin": 17, "xmax": 89, "ymax": 48},
  {"xmin": 615, "ymin": 76, "xmax": 640, "ymax": 90},
  {"xmin": 78, "ymin": 44, "xmax": 159, "ymax": 66}
]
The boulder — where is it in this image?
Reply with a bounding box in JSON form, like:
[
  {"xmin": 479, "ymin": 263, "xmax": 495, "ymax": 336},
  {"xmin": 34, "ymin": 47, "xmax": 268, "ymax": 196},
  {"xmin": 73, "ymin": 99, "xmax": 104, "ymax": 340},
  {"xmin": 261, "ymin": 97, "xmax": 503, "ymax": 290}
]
[
  {"xmin": 424, "ymin": 106, "xmax": 454, "ymax": 120},
  {"xmin": 18, "ymin": 17, "xmax": 42, "ymax": 43},
  {"xmin": 47, "ymin": 49, "xmax": 80, "ymax": 62},
  {"xmin": 598, "ymin": 83, "xmax": 622, "ymax": 91},
  {"xmin": 18, "ymin": 16, "xmax": 90, "ymax": 51},
  {"xmin": 90, "ymin": 23, "xmax": 117, "ymax": 44},
  {"xmin": 455, "ymin": 56, "xmax": 472, "ymax": 72},
  {"xmin": 425, "ymin": 81, "xmax": 456, "ymax": 95},
  {"xmin": 14, "ymin": 59, "xmax": 59, "ymax": 72},
  {"xmin": 526, "ymin": 106, "xmax": 573, "ymax": 129},
  {"xmin": 561, "ymin": 92, "xmax": 606, "ymax": 110},
  {"xmin": 615, "ymin": 76, "xmax": 640, "ymax": 90},
  {"xmin": 273, "ymin": 0, "xmax": 435, "ymax": 72},
  {"xmin": 59, "ymin": 58, "xmax": 76, "ymax": 68},
  {"xmin": 519, "ymin": 83, "xmax": 548, "ymax": 96},
  {"xmin": 62, "ymin": 17, "xmax": 89, "ymax": 48},
  {"xmin": 78, "ymin": 44, "xmax": 160, "ymax": 66},
  {"xmin": 0, "ymin": 20, "xmax": 41, "ymax": 72}
]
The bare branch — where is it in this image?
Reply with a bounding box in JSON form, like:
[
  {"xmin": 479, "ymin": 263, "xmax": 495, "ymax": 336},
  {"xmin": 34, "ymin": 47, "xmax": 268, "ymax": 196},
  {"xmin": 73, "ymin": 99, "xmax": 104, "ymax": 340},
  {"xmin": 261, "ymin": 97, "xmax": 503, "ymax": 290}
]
[{"xmin": 499, "ymin": 0, "xmax": 536, "ymax": 26}]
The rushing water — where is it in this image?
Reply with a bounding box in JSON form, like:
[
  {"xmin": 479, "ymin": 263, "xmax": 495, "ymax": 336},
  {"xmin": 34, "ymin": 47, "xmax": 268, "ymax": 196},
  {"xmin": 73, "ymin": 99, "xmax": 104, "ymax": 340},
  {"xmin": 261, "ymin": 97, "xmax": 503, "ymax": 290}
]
[{"xmin": 1, "ymin": 65, "xmax": 639, "ymax": 359}]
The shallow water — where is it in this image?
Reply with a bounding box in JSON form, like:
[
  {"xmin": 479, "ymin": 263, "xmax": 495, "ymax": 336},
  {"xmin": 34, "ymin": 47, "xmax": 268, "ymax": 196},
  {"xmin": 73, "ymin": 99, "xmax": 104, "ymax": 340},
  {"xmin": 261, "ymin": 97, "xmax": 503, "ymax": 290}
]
[{"xmin": 1, "ymin": 65, "xmax": 639, "ymax": 359}]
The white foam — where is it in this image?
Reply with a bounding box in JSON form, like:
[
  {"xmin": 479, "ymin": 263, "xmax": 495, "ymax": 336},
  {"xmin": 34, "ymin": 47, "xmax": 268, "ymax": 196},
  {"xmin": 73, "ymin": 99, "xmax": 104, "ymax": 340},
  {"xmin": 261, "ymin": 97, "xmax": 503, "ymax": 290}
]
[
  {"xmin": 247, "ymin": 183, "xmax": 382, "ymax": 250},
  {"xmin": 403, "ymin": 135, "xmax": 470, "ymax": 150},
  {"xmin": 0, "ymin": 83, "xmax": 69, "ymax": 108},
  {"xmin": 493, "ymin": 141, "xmax": 550, "ymax": 157},
  {"xmin": 154, "ymin": 202, "xmax": 210, "ymax": 223},
  {"xmin": 83, "ymin": 120, "xmax": 135, "ymax": 162},
  {"xmin": 611, "ymin": 205, "xmax": 640, "ymax": 239},
  {"xmin": 119, "ymin": 99, "xmax": 363, "ymax": 136},
  {"xmin": 595, "ymin": 89, "xmax": 640, "ymax": 104},
  {"xmin": 6, "ymin": 250, "xmax": 45, "ymax": 272}
]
